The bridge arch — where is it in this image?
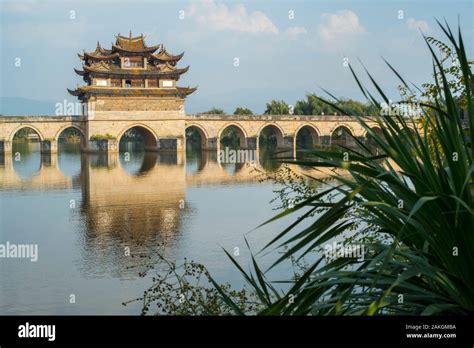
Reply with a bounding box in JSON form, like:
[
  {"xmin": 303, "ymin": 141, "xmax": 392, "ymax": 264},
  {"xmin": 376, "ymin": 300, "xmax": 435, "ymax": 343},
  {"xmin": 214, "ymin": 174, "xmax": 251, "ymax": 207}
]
[
  {"xmin": 185, "ymin": 124, "xmax": 209, "ymax": 149},
  {"xmin": 218, "ymin": 123, "xmax": 248, "ymax": 149},
  {"xmin": 329, "ymin": 123, "xmax": 355, "ymax": 136},
  {"xmin": 55, "ymin": 125, "xmax": 86, "ymax": 152},
  {"xmin": 330, "ymin": 124, "xmax": 354, "ymax": 146},
  {"xmin": 117, "ymin": 123, "xmax": 158, "ymax": 152},
  {"xmin": 9, "ymin": 125, "xmax": 45, "ymax": 142},
  {"xmin": 257, "ymin": 123, "xmax": 285, "ymax": 148},
  {"xmin": 9, "ymin": 125, "xmax": 44, "ymax": 178},
  {"xmin": 54, "ymin": 125, "xmax": 86, "ymax": 142},
  {"xmin": 295, "ymin": 124, "xmax": 320, "ymax": 149}
]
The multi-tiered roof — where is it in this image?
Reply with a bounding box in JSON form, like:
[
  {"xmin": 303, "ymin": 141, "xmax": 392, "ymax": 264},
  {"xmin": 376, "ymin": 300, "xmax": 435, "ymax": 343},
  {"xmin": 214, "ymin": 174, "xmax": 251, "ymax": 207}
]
[{"xmin": 68, "ymin": 32, "xmax": 196, "ymax": 101}]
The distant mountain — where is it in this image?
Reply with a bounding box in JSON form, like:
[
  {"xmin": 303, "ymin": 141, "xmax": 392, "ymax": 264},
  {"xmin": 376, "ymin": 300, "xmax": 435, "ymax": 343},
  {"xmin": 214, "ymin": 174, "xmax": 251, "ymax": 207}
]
[
  {"xmin": 1, "ymin": 88, "xmax": 309, "ymax": 116},
  {"xmin": 0, "ymin": 97, "xmax": 57, "ymax": 116}
]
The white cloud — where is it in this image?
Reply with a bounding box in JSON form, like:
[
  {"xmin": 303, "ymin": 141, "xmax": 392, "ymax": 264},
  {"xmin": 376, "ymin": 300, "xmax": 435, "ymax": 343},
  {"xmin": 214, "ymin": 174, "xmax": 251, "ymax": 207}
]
[
  {"xmin": 285, "ymin": 26, "xmax": 307, "ymax": 38},
  {"xmin": 406, "ymin": 18, "xmax": 432, "ymax": 33},
  {"xmin": 318, "ymin": 10, "xmax": 365, "ymax": 48},
  {"xmin": 187, "ymin": 0, "xmax": 278, "ymax": 34}
]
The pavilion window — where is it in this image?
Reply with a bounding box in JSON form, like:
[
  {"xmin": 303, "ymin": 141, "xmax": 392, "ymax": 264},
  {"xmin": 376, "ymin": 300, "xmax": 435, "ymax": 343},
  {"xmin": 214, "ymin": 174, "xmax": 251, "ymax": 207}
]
[
  {"xmin": 125, "ymin": 80, "xmax": 132, "ymax": 88},
  {"xmin": 95, "ymin": 78, "xmax": 108, "ymax": 86},
  {"xmin": 162, "ymin": 80, "xmax": 174, "ymax": 88}
]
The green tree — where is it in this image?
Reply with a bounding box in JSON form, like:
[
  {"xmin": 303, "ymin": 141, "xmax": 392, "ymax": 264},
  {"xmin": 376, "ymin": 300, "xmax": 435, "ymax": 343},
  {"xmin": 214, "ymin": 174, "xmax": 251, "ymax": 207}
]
[
  {"xmin": 13, "ymin": 127, "xmax": 38, "ymax": 139},
  {"xmin": 264, "ymin": 100, "xmax": 290, "ymax": 115},
  {"xmin": 397, "ymin": 36, "xmax": 473, "ymax": 154},
  {"xmin": 220, "ymin": 126, "xmax": 242, "ymax": 148},
  {"xmin": 337, "ymin": 98, "xmax": 375, "ymax": 116},
  {"xmin": 233, "ymin": 107, "xmax": 253, "ymax": 115},
  {"xmin": 294, "ymin": 94, "xmax": 376, "ymax": 116},
  {"xmin": 294, "ymin": 94, "xmax": 334, "ymax": 115},
  {"xmin": 420, "ymin": 37, "xmax": 474, "ymax": 109},
  {"xmin": 199, "ymin": 107, "xmax": 225, "ymax": 114}
]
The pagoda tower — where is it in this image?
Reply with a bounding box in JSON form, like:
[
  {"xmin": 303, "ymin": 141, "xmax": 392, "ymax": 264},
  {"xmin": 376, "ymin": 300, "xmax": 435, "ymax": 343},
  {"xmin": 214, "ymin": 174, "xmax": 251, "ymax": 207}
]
[
  {"xmin": 69, "ymin": 32, "xmax": 196, "ymax": 103},
  {"xmin": 68, "ymin": 32, "xmax": 197, "ymax": 152}
]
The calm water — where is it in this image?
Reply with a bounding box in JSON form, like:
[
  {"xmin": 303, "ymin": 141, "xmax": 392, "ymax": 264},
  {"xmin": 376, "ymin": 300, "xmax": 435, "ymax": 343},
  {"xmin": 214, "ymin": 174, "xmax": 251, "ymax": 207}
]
[{"xmin": 0, "ymin": 142, "xmax": 325, "ymax": 314}]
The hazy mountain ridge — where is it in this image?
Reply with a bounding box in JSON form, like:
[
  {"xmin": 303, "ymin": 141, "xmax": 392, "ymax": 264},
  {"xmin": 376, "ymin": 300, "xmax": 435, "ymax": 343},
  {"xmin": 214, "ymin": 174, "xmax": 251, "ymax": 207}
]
[{"xmin": 0, "ymin": 97, "xmax": 58, "ymax": 116}]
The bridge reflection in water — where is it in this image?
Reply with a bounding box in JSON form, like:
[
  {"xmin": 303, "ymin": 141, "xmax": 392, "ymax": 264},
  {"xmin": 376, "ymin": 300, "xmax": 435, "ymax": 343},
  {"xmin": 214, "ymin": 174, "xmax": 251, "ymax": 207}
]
[{"xmin": 0, "ymin": 143, "xmax": 336, "ymax": 282}]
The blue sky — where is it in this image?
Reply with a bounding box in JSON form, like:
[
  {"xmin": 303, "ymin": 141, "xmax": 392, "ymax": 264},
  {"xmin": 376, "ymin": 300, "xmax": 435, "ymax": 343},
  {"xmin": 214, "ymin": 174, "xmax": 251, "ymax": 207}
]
[{"xmin": 0, "ymin": 0, "xmax": 473, "ymax": 114}]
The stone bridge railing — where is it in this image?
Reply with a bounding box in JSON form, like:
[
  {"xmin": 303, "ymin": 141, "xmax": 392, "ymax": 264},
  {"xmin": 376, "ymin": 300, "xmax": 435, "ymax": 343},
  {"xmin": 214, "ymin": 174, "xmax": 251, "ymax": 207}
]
[
  {"xmin": 0, "ymin": 113, "xmax": 414, "ymax": 154},
  {"xmin": 186, "ymin": 114, "xmax": 360, "ymax": 121}
]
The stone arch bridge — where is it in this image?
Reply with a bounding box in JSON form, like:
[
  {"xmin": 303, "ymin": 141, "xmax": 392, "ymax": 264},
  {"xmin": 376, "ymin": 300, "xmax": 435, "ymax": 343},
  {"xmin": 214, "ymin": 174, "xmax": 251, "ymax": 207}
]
[{"xmin": 0, "ymin": 114, "xmax": 388, "ymax": 155}]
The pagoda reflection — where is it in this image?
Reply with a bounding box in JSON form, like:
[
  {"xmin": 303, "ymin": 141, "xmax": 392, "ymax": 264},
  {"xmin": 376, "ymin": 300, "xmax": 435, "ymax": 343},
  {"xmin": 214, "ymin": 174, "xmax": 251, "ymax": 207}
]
[{"xmin": 0, "ymin": 147, "xmax": 331, "ymax": 277}]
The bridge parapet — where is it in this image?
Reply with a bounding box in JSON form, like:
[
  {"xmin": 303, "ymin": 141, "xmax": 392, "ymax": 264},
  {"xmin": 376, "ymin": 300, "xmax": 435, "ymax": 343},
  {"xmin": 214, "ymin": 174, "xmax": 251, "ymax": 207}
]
[
  {"xmin": 0, "ymin": 112, "xmax": 404, "ymax": 155},
  {"xmin": 0, "ymin": 115, "xmax": 87, "ymax": 122},
  {"xmin": 0, "ymin": 115, "xmax": 88, "ymax": 155},
  {"xmin": 186, "ymin": 114, "xmax": 365, "ymax": 122},
  {"xmin": 184, "ymin": 114, "xmax": 383, "ymax": 150}
]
